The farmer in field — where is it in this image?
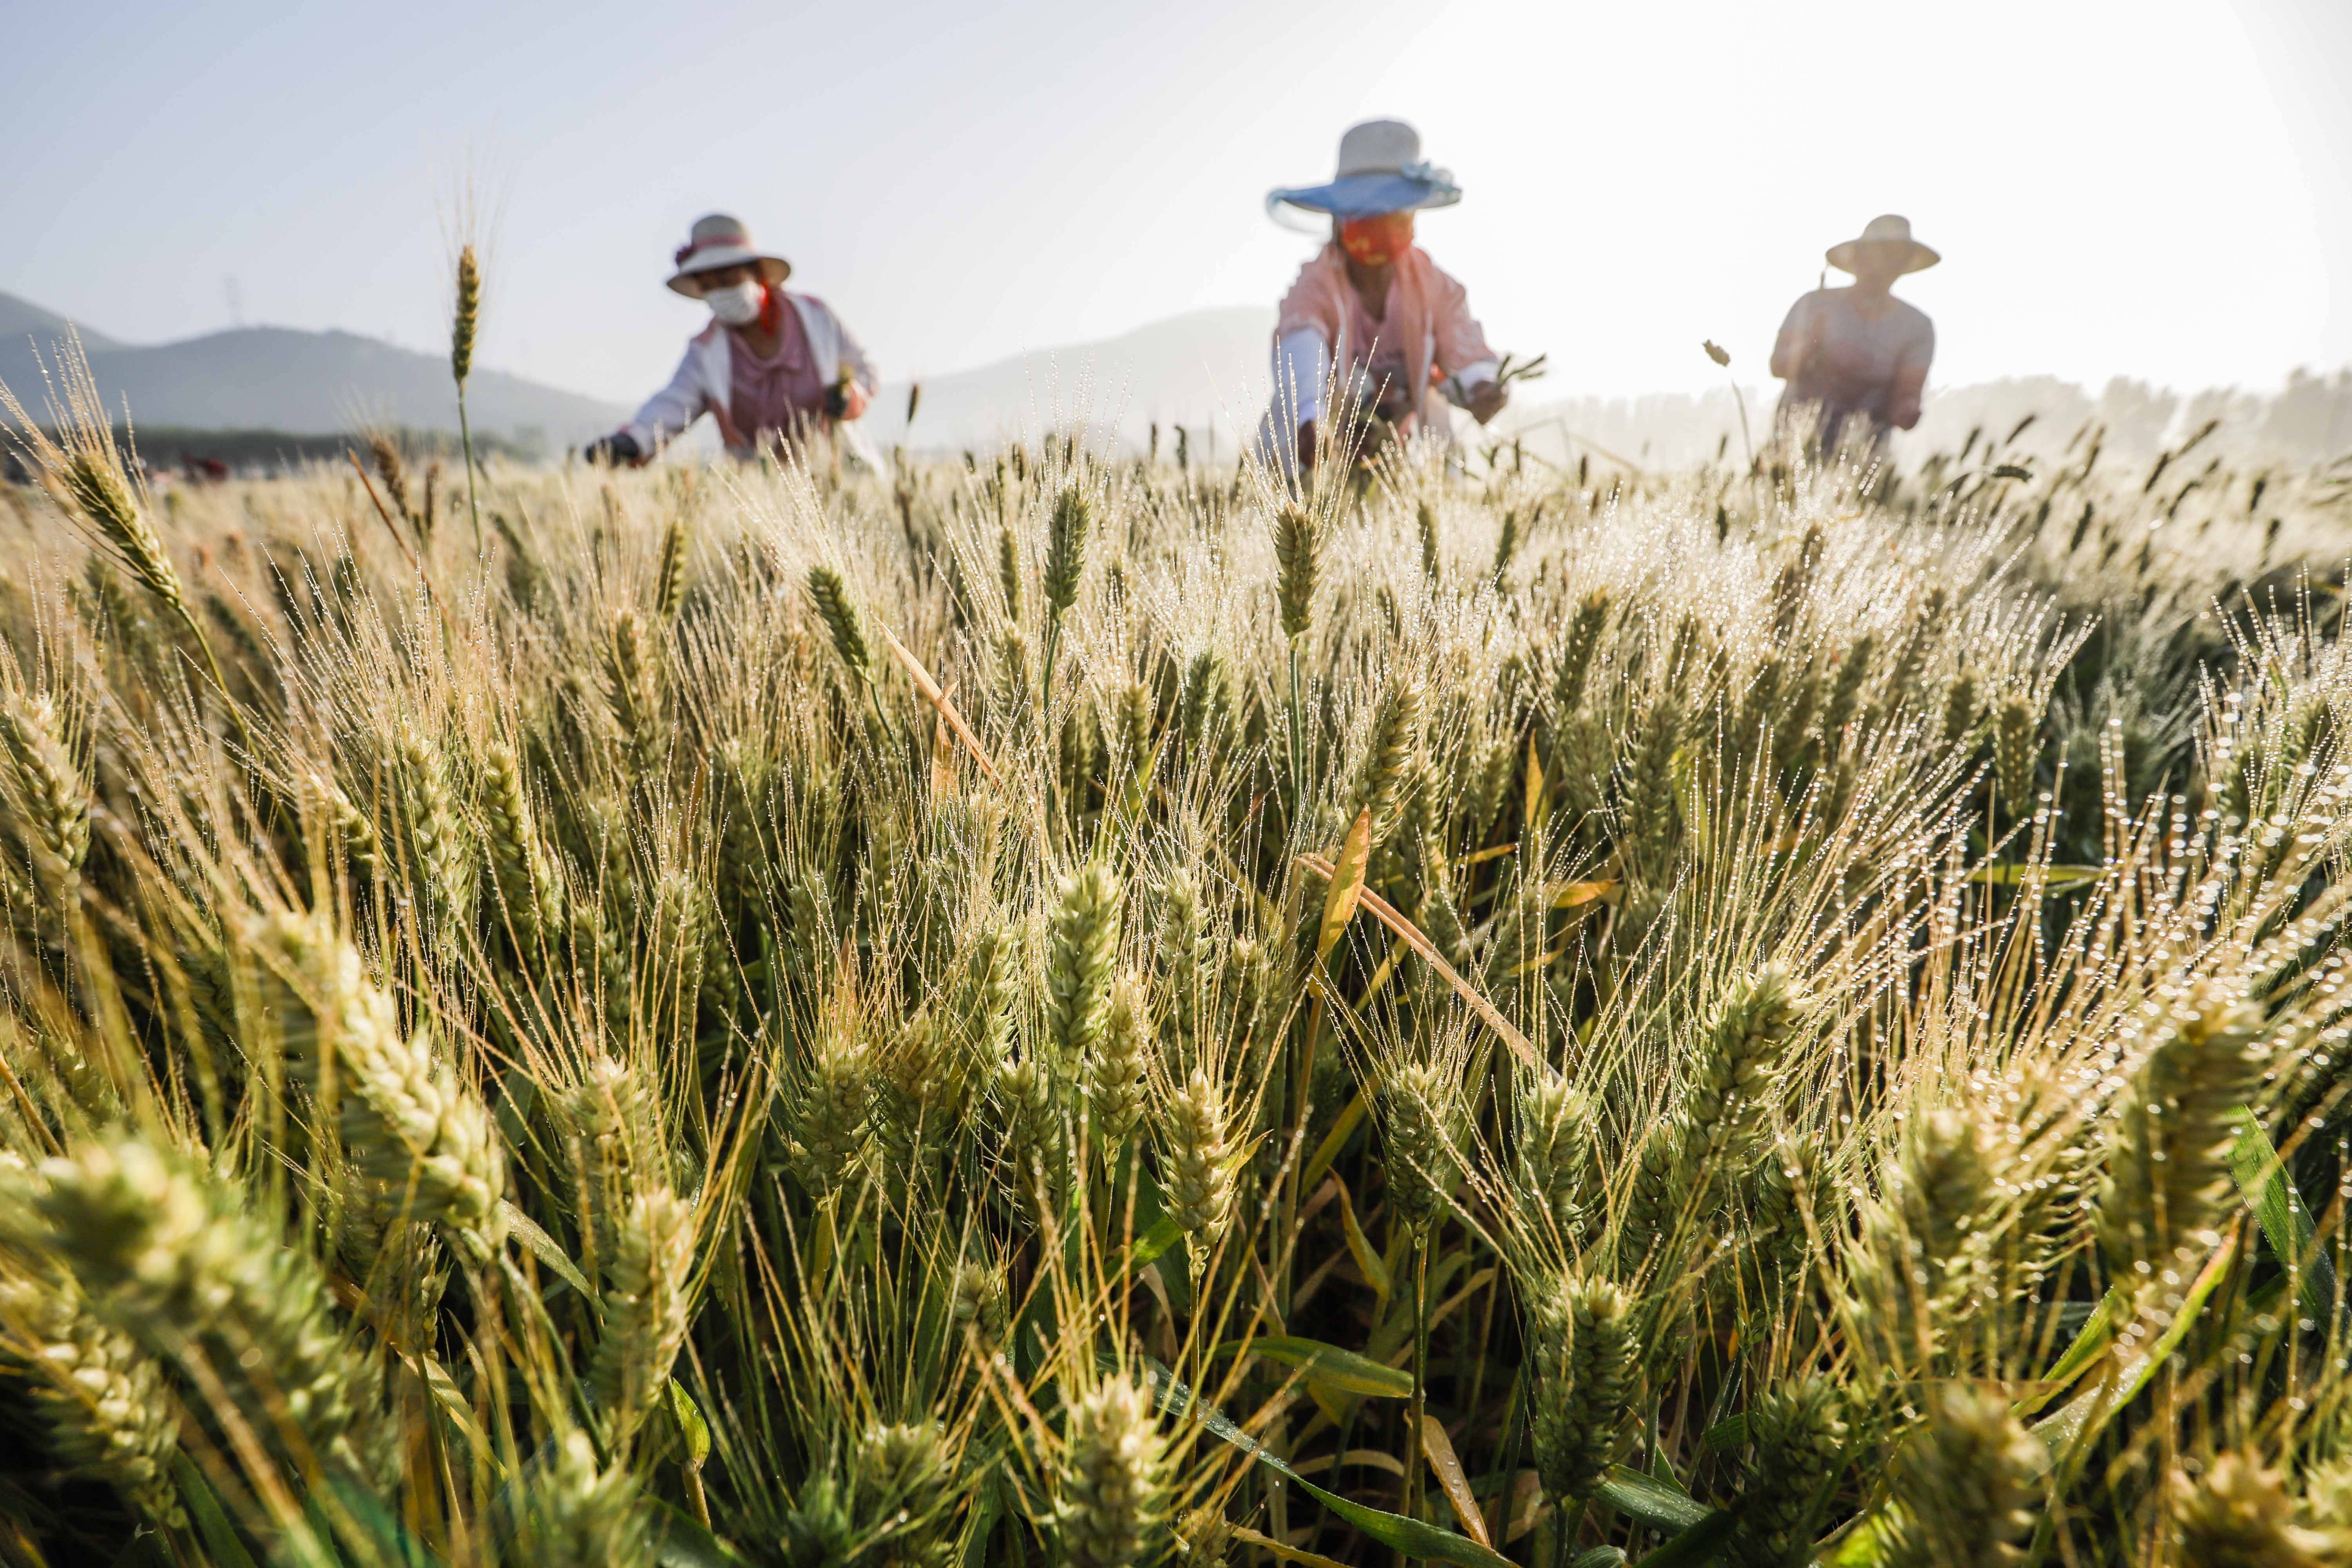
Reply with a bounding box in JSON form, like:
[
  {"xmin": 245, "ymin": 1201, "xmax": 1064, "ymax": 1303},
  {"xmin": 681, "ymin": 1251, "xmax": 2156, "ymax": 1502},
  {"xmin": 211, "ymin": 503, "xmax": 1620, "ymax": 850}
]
[
  {"xmin": 583, "ymin": 213, "xmax": 880, "ymax": 467},
  {"xmin": 1769, "ymin": 214, "xmax": 1938, "ymax": 454},
  {"xmin": 1259, "ymin": 120, "xmax": 1506, "ymax": 476}
]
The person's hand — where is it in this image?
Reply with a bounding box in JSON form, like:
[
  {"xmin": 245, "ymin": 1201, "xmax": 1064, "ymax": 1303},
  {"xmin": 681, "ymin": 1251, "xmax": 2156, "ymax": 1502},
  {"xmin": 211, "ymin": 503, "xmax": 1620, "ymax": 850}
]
[
  {"xmin": 581, "ymin": 431, "xmax": 643, "ymax": 467},
  {"xmin": 1467, "ymin": 380, "xmax": 1508, "ymax": 425},
  {"xmin": 824, "ymin": 380, "xmax": 869, "ymax": 419},
  {"xmin": 1295, "ymin": 420, "xmax": 1317, "ymax": 474}
]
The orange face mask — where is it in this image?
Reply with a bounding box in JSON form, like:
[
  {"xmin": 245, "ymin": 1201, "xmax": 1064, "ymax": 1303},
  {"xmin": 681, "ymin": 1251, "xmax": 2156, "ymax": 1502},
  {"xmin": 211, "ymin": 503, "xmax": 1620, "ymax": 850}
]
[{"xmin": 1339, "ymin": 212, "xmax": 1415, "ymax": 266}]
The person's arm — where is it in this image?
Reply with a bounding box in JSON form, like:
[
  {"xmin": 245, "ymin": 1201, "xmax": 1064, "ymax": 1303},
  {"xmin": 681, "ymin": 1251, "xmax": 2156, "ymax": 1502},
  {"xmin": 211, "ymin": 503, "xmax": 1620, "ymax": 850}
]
[
  {"xmin": 826, "ymin": 303, "xmax": 878, "ymax": 419},
  {"xmin": 1439, "ymin": 355, "xmax": 1506, "ymax": 422},
  {"xmin": 619, "ymin": 340, "xmax": 709, "ymax": 455},
  {"xmin": 1461, "ymin": 374, "xmax": 1506, "ymax": 424},
  {"xmin": 1273, "ymin": 326, "xmax": 1329, "ymax": 472},
  {"xmin": 1768, "ymin": 295, "xmax": 1812, "ymax": 382},
  {"xmin": 1888, "ymin": 367, "xmax": 1927, "ymax": 431},
  {"xmin": 1887, "ymin": 316, "xmax": 1933, "ymax": 430},
  {"xmin": 1429, "ymin": 268, "xmax": 1505, "ymax": 423}
]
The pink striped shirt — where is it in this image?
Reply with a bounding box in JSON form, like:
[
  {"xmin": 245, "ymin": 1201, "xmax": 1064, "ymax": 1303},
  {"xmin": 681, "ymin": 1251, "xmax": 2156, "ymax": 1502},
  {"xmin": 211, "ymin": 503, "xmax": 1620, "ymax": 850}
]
[
  {"xmin": 1273, "ymin": 242, "xmax": 1496, "ymax": 436},
  {"xmin": 722, "ymin": 298, "xmax": 829, "ymax": 453}
]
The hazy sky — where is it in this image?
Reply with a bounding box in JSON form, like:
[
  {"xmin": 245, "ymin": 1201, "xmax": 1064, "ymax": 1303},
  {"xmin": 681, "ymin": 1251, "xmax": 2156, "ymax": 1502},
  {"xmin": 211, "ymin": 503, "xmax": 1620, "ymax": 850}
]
[{"xmin": 6, "ymin": 0, "xmax": 2348, "ymax": 410}]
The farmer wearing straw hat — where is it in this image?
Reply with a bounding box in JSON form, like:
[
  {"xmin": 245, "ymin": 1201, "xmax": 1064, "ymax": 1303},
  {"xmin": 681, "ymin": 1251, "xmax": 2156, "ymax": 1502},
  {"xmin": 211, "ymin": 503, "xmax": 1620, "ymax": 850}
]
[
  {"xmin": 1259, "ymin": 120, "xmax": 1506, "ymax": 476},
  {"xmin": 583, "ymin": 214, "xmax": 880, "ymax": 468},
  {"xmin": 1770, "ymin": 214, "xmax": 1939, "ymax": 453}
]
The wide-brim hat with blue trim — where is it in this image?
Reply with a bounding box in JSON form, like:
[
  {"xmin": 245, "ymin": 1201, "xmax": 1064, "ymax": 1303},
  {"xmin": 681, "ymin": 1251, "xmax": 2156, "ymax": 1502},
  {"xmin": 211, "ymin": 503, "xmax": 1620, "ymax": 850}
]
[
  {"xmin": 1266, "ymin": 119, "xmax": 1462, "ymax": 226},
  {"xmin": 665, "ymin": 213, "xmax": 792, "ymax": 297}
]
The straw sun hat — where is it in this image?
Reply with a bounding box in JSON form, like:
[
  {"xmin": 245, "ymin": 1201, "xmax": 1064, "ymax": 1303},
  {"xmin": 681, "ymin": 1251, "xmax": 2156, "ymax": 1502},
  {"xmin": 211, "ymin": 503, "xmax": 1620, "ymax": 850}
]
[
  {"xmin": 1826, "ymin": 214, "xmax": 1940, "ymax": 276},
  {"xmin": 664, "ymin": 213, "xmax": 792, "ymax": 297},
  {"xmin": 1266, "ymin": 118, "xmax": 1463, "ymax": 224}
]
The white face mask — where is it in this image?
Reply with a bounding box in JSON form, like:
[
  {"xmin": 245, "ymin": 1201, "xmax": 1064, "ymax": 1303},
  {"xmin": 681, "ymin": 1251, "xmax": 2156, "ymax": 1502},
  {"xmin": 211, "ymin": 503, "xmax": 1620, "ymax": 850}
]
[{"xmin": 704, "ymin": 281, "xmax": 764, "ymax": 326}]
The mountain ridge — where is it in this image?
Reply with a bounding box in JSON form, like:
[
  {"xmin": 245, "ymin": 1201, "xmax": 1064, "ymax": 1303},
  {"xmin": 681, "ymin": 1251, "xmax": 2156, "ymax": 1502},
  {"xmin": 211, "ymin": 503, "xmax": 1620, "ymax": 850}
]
[
  {"xmin": 0, "ymin": 290, "xmax": 622, "ymax": 449},
  {"xmin": 0, "ymin": 293, "xmax": 122, "ymax": 355},
  {"xmin": 0, "ymin": 289, "xmax": 1278, "ymax": 456}
]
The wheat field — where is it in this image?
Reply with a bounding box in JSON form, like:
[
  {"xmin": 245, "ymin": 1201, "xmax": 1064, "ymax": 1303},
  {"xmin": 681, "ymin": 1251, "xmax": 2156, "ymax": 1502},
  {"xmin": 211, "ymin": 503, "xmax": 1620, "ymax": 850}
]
[{"xmin": 2, "ymin": 344, "xmax": 2352, "ymax": 1566}]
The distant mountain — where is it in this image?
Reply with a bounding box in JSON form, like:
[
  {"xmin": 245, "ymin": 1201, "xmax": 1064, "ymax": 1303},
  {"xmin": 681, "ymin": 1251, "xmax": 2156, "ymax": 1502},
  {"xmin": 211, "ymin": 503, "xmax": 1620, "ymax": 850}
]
[
  {"xmin": 0, "ymin": 290, "xmax": 1278, "ymax": 460},
  {"xmin": 0, "ymin": 293, "xmax": 121, "ymax": 355},
  {"xmin": 862, "ymin": 307, "xmax": 1276, "ymax": 455},
  {"xmin": 0, "ymin": 290, "xmax": 623, "ymax": 452}
]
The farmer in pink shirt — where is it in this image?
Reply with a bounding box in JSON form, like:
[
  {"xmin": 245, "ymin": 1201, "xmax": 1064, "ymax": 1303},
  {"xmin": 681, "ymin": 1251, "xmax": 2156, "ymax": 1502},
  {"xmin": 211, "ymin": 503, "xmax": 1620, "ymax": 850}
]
[
  {"xmin": 1770, "ymin": 214, "xmax": 1939, "ymax": 454},
  {"xmin": 1259, "ymin": 120, "xmax": 1506, "ymax": 476},
  {"xmin": 583, "ymin": 213, "xmax": 880, "ymax": 469}
]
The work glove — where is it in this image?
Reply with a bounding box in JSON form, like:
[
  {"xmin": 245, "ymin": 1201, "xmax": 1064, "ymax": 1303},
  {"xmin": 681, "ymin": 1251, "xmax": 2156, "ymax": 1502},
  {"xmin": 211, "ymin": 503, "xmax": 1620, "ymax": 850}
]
[{"xmin": 581, "ymin": 431, "xmax": 642, "ymax": 467}]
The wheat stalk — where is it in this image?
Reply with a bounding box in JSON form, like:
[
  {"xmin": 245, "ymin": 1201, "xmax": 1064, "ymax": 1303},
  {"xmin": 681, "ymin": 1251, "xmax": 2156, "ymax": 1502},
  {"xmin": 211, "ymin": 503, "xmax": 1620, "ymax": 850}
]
[
  {"xmin": 451, "ymin": 243, "xmax": 483, "ymax": 549},
  {"xmin": 1055, "ymin": 1374, "xmax": 1164, "ymax": 1568}
]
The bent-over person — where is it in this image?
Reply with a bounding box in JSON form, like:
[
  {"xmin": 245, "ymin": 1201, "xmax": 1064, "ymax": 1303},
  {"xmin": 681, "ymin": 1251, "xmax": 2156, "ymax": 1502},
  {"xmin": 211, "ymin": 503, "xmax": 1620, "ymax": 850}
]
[
  {"xmin": 1258, "ymin": 119, "xmax": 1506, "ymax": 476},
  {"xmin": 583, "ymin": 213, "xmax": 879, "ymax": 468},
  {"xmin": 1770, "ymin": 214, "xmax": 1938, "ymax": 454}
]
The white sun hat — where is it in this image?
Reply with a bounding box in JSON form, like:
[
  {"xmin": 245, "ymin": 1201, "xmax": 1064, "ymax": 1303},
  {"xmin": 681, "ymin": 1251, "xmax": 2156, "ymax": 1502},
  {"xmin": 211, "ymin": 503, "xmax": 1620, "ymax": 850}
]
[
  {"xmin": 664, "ymin": 213, "xmax": 792, "ymax": 298},
  {"xmin": 1266, "ymin": 118, "xmax": 1463, "ymax": 225},
  {"xmin": 1826, "ymin": 214, "xmax": 1940, "ymax": 276}
]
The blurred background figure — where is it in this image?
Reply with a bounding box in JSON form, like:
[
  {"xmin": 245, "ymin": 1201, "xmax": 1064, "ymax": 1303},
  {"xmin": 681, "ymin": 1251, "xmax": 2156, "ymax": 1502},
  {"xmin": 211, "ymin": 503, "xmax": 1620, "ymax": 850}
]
[
  {"xmin": 1259, "ymin": 119, "xmax": 1505, "ymax": 476},
  {"xmin": 583, "ymin": 213, "xmax": 878, "ymax": 467},
  {"xmin": 1769, "ymin": 214, "xmax": 1939, "ymax": 454}
]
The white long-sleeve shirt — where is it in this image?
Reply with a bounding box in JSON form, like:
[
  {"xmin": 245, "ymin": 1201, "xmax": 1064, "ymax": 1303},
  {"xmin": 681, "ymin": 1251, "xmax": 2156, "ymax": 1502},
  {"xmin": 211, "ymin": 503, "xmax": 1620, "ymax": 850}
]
[
  {"xmin": 1272, "ymin": 329, "xmax": 1500, "ymax": 426},
  {"xmin": 623, "ymin": 293, "xmax": 881, "ymax": 468},
  {"xmin": 1257, "ymin": 246, "xmax": 1500, "ymax": 472}
]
